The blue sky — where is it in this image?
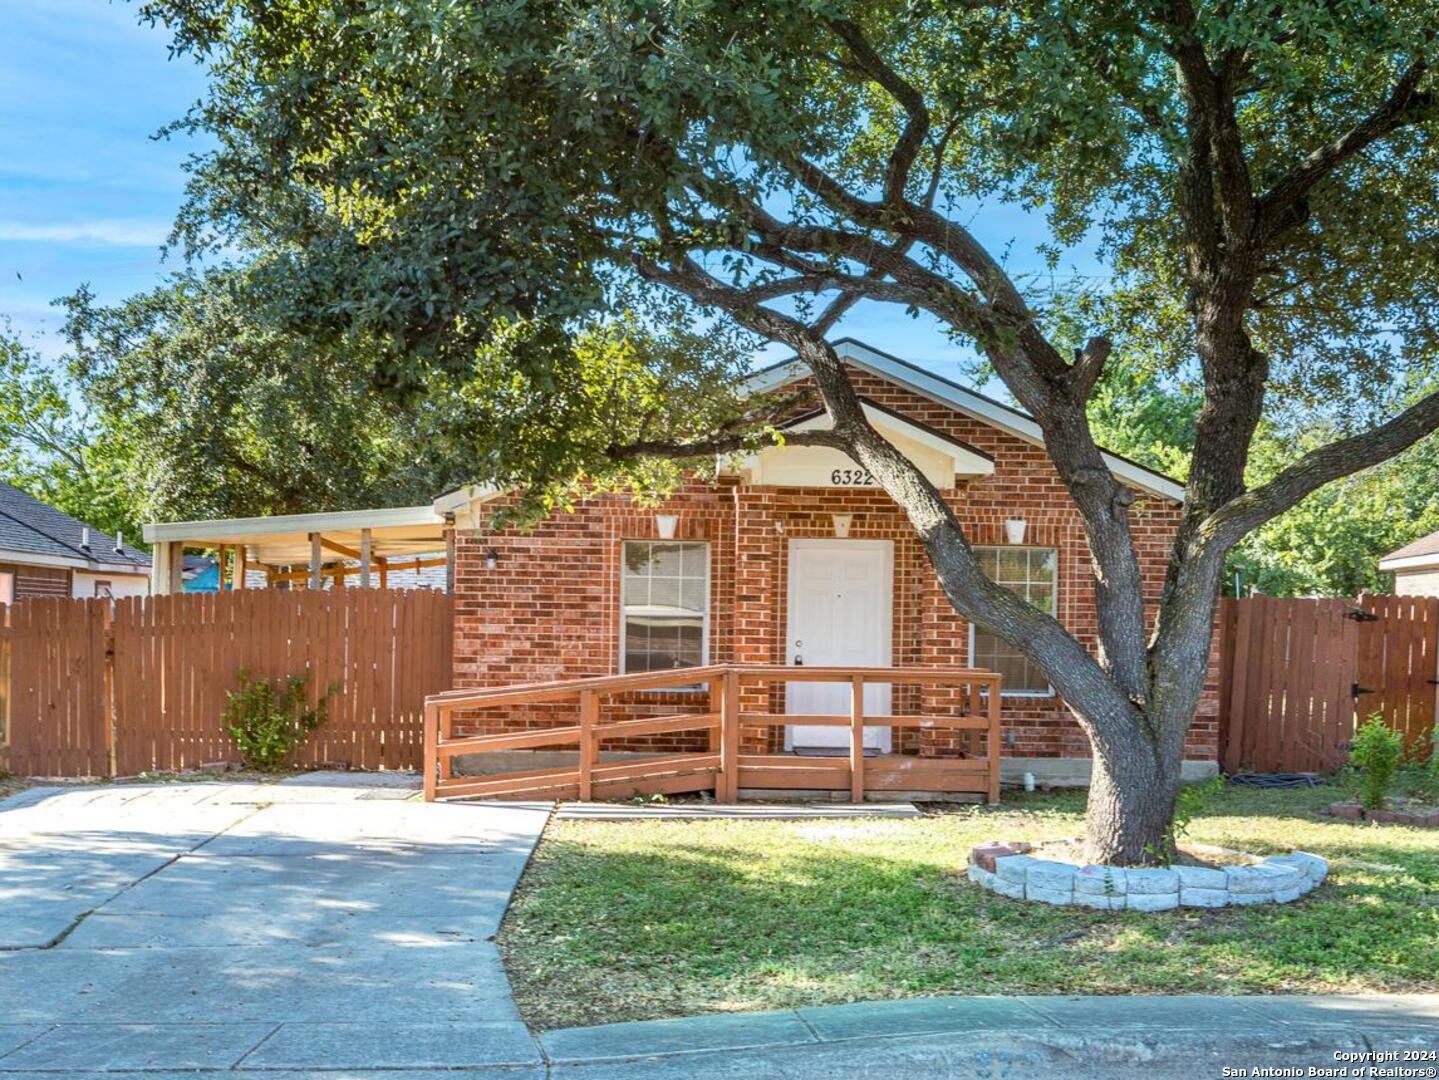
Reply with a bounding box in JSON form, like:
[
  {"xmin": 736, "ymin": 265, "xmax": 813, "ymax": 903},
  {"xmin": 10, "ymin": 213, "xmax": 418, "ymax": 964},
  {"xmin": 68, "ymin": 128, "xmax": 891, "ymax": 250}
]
[
  {"xmin": 0, "ymin": 2, "xmax": 1089, "ymax": 387},
  {"xmin": 0, "ymin": 0, "xmax": 208, "ymax": 360}
]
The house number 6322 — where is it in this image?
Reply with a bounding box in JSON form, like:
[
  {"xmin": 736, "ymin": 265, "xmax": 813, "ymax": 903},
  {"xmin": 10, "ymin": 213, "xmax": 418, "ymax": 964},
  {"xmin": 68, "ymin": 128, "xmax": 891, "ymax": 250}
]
[{"xmin": 830, "ymin": 468, "xmax": 875, "ymax": 485}]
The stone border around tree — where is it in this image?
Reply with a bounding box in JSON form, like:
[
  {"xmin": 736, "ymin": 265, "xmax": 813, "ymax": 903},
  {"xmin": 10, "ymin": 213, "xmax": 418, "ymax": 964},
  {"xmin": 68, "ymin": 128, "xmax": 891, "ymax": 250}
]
[{"xmin": 967, "ymin": 843, "xmax": 1327, "ymax": 910}]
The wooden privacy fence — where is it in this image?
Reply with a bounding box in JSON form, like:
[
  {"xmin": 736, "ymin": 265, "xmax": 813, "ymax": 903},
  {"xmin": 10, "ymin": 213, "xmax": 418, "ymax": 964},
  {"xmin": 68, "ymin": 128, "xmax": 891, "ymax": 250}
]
[
  {"xmin": 0, "ymin": 589, "xmax": 452, "ymax": 777},
  {"xmin": 424, "ymin": 665, "xmax": 1002, "ymax": 803},
  {"xmin": 1219, "ymin": 594, "xmax": 1439, "ymax": 774}
]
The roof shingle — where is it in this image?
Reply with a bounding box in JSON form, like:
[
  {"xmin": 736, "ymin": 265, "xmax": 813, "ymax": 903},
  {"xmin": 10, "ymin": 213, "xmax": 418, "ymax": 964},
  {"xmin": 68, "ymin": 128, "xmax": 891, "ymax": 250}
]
[{"xmin": 0, "ymin": 482, "xmax": 150, "ymax": 568}]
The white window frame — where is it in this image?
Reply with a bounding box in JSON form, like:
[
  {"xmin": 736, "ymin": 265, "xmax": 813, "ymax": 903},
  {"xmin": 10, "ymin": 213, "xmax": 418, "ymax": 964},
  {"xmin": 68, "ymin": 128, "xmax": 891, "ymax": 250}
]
[
  {"xmin": 968, "ymin": 545, "xmax": 1057, "ymax": 697},
  {"xmin": 618, "ymin": 540, "xmax": 711, "ymax": 683}
]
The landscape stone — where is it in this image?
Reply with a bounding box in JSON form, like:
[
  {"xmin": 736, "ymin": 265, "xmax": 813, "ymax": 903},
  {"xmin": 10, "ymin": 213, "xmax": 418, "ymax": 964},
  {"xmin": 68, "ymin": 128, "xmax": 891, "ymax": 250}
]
[
  {"xmin": 1025, "ymin": 884, "xmax": 1073, "ymax": 905},
  {"xmin": 1179, "ymin": 887, "xmax": 1229, "ymax": 908},
  {"xmin": 970, "ymin": 843, "xmax": 1018, "ymax": 872},
  {"xmin": 1275, "ymin": 885, "xmax": 1302, "ymax": 903},
  {"xmin": 1125, "ymin": 868, "xmax": 1179, "ymax": 895},
  {"xmin": 1288, "ymin": 851, "xmax": 1329, "ymax": 883},
  {"xmin": 1073, "ymin": 865, "xmax": 1126, "ymax": 896},
  {"xmin": 1226, "ymin": 865, "xmax": 1277, "ymax": 894},
  {"xmin": 1072, "ymin": 892, "xmax": 1124, "ymax": 911},
  {"xmin": 1127, "ymin": 892, "xmax": 1180, "ymax": 912},
  {"xmin": 1025, "ymin": 860, "xmax": 1077, "ymax": 893},
  {"xmin": 1175, "ymin": 865, "xmax": 1227, "ymax": 890},
  {"xmin": 993, "ymin": 855, "xmax": 1037, "ymax": 883},
  {"xmin": 990, "ymin": 876, "xmax": 1025, "ymax": 899},
  {"xmin": 1228, "ymin": 891, "xmax": 1274, "ymax": 905}
]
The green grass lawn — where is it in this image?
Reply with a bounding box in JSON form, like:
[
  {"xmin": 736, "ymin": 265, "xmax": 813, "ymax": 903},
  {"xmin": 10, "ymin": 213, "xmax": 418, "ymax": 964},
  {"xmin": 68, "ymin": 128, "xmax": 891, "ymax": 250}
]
[{"xmin": 497, "ymin": 785, "xmax": 1439, "ymax": 1029}]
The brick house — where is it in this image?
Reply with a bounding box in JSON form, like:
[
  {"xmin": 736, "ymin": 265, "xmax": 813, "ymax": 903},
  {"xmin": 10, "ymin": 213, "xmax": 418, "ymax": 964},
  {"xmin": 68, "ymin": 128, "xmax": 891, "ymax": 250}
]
[
  {"xmin": 0, "ymin": 482, "xmax": 151, "ymax": 603},
  {"xmin": 438, "ymin": 339, "xmax": 1220, "ymax": 785}
]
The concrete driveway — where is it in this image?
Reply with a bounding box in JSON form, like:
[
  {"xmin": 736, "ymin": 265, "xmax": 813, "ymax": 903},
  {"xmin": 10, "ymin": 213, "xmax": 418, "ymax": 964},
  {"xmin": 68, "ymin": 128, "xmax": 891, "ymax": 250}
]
[{"xmin": 0, "ymin": 774, "xmax": 552, "ymax": 1075}]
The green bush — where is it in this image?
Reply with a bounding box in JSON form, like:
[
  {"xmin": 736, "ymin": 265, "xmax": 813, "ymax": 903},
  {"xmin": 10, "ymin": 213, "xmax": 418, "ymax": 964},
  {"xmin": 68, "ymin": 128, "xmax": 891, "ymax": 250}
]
[
  {"xmin": 223, "ymin": 667, "xmax": 336, "ymax": 771},
  {"xmin": 1347, "ymin": 715, "xmax": 1405, "ymax": 810},
  {"xmin": 1404, "ymin": 726, "xmax": 1439, "ymax": 805}
]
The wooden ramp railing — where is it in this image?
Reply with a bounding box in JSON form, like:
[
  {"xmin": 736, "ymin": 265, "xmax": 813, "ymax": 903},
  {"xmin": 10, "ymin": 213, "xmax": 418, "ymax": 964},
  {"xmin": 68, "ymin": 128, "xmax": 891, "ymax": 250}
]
[{"xmin": 424, "ymin": 665, "xmax": 1001, "ymax": 804}]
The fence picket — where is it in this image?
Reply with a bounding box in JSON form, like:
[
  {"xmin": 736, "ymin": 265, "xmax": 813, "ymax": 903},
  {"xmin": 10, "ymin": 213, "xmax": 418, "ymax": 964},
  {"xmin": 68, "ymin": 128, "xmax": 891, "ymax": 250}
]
[{"xmin": 0, "ymin": 589, "xmax": 451, "ymax": 778}]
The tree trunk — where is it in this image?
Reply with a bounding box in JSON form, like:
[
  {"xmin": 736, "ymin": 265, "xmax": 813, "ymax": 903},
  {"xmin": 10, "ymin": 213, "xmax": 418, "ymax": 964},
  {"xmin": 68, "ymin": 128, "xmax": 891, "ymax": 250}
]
[{"xmin": 1083, "ymin": 739, "xmax": 1184, "ymax": 865}]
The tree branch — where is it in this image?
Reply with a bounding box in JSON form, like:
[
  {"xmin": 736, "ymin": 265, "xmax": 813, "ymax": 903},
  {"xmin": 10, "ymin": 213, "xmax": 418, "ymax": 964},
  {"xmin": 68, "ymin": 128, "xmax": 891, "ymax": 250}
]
[
  {"xmin": 826, "ymin": 18, "xmax": 929, "ymax": 210},
  {"xmin": 1255, "ymin": 59, "xmax": 1430, "ymax": 241},
  {"xmin": 1202, "ymin": 386, "xmax": 1439, "ymax": 548}
]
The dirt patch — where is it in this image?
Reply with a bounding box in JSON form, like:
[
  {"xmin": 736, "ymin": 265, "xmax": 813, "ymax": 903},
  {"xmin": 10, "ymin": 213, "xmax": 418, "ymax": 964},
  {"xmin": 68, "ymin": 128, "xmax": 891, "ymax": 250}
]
[{"xmin": 1032, "ymin": 837, "xmax": 1257, "ymax": 869}]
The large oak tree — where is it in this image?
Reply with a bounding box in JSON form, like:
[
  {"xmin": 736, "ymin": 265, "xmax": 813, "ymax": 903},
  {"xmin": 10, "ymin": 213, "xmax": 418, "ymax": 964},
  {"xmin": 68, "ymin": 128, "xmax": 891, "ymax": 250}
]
[{"xmin": 144, "ymin": 0, "xmax": 1439, "ymax": 863}]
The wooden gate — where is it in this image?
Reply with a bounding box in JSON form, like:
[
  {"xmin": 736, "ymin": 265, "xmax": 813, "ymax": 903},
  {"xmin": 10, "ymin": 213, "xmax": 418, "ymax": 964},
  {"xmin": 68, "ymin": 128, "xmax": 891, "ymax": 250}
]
[{"xmin": 1219, "ymin": 594, "xmax": 1439, "ymax": 773}]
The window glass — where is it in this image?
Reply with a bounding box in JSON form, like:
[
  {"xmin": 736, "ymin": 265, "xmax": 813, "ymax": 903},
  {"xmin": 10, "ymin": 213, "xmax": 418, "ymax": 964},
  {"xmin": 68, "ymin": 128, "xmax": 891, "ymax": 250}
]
[
  {"xmin": 621, "ymin": 541, "xmax": 709, "ymax": 673},
  {"xmin": 971, "ymin": 547, "xmax": 1058, "ymax": 693}
]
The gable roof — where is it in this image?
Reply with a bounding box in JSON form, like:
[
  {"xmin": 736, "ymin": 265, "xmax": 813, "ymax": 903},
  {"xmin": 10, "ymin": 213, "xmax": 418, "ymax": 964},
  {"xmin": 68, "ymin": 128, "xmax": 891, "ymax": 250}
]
[
  {"xmin": 1379, "ymin": 530, "xmax": 1439, "ymax": 572},
  {"xmin": 0, "ymin": 482, "xmax": 150, "ymax": 572},
  {"xmin": 747, "ymin": 338, "xmax": 1186, "ymax": 503}
]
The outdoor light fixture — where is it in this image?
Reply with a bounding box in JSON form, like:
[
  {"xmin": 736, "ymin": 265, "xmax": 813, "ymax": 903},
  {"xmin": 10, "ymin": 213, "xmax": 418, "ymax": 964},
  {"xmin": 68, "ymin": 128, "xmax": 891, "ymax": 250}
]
[
  {"xmin": 485, "ymin": 547, "xmax": 500, "ymax": 571},
  {"xmin": 1005, "ymin": 518, "xmax": 1027, "ymax": 545},
  {"xmin": 655, "ymin": 514, "xmax": 678, "ymax": 540},
  {"xmin": 832, "ymin": 513, "xmax": 853, "ymax": 538}
]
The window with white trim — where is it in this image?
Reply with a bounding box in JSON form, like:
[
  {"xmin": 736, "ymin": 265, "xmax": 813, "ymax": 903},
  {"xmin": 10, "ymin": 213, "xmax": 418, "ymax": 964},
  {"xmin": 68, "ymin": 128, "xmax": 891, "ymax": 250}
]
[
  {"xmin": 970, "ymin": 547, "xmax": 1057, "ymax": 694},
  {"xmin": 621, "ymin": 541, "xmax": 709, "ymax": 673}
]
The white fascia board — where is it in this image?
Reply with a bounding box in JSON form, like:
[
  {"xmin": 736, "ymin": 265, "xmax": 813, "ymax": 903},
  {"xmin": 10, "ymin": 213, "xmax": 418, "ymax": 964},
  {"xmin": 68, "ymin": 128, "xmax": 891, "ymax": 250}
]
[
  {"xmin": 747, "ymin": 339, "xmax": 1186, "ymax": 503},
  {"xmin": 1378, "ymin": 552, "xmax": 1439, "ymax": 573},
  {"xmin": 143, "ymin": 505, "xmax": 444, "ymax": 545},
  {"xmin": 432, "ymin": 484, "xmax": 500, "ymax": 516},
  {"xmin": 0, "ymin": 548, "xmax": 89, "ymax": 571}
]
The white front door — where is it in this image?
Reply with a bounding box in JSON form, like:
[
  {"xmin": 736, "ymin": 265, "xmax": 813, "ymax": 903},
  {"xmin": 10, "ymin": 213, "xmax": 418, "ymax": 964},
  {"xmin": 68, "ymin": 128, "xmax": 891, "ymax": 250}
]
[{"xmin": 785, "ymin": 539, "xmax": 893, "ymax": 751}]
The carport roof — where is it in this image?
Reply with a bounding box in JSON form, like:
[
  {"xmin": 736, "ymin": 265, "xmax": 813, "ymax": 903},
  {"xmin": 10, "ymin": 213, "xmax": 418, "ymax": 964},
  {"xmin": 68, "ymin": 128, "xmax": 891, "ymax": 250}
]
[{"xmin": 141, "ymin": 504, "xmax": 448, "ymax": 565}]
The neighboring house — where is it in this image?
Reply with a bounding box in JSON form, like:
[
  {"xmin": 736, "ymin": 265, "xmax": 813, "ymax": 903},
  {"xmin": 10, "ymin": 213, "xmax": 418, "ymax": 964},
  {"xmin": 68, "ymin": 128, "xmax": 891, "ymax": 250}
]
[
  {"xmin": 1379, "ymin": 532, "xmax": 1439, "ymax": 596},
  {"xmin": 145, "ymin": 339, "xmax": 1221, "ymax": 783},
  {"xmin": 0, "ymin": 482, "xmax": 150, "ymax": 601}
]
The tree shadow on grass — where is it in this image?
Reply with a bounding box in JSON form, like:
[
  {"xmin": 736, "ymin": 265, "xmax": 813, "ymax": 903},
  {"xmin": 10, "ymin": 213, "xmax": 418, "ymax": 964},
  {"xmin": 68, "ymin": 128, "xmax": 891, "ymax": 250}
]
[{"xmin": 499, "ymin": 810, "xmax": 1439, "ymax": 1030}]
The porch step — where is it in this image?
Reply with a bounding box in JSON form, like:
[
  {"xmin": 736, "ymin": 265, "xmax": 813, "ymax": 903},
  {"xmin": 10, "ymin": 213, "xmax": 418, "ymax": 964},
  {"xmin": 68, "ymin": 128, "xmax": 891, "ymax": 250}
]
[{"xmin": 553, "ymin": 800, "xmax": 923, "ymax": 821}]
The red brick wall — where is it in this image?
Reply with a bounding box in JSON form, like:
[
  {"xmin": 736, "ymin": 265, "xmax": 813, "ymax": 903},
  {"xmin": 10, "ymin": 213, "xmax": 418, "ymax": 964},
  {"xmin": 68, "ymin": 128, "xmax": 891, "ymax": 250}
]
[{"xmin": 451, "ymin": 368, "xmax": 1220, "ymax": 763}]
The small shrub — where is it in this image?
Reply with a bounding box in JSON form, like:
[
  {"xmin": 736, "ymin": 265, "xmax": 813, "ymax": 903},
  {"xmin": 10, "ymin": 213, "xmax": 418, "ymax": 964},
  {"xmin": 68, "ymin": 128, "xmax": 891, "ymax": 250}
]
[
  {"xmin": 1348, "ymin": 714, "xmax": 1404, "ymax": 810},
  {"xmin": 1403, "ymin": 726, "xmax": 1439, "ymax": 805},
  {"xmin": 223, "ymin": 667, "xmax": 336, "ymax": 771}
]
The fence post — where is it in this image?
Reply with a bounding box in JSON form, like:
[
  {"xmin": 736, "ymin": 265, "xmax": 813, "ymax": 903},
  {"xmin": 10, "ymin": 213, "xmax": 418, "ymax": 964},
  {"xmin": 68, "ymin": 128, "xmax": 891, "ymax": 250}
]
[
  {"xmin": 102, "ymin": 600, "xmax": 117, "ymax": 778},
  {"xmin": 720, "ymin": 668, "xmax": 739, "ymax": 803},
  {"xmin": 850, "ymin": 674, "xmax": 865, "ymax": 803},
  {"xmin": 579, "ymin": 689, "xmax": 597, "ymax": 801},
  {"xmin": 423, "ymin": 699, "xmax": 439, "ymax": 801},
  {"xmin": 986, "ymin": 675, "xmax": 1001, "ymax": 805}
]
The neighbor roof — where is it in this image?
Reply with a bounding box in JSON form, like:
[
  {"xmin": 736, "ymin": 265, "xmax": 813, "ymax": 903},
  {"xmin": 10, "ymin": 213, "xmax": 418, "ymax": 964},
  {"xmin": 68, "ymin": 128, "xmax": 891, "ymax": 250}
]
[
  {"xmin": 0, "ymin": 482, "xmax": 150, "ymax": 572},
  {"xmin": 749, "ymin": 338, "xmax": 1187, "ymax": 502},
  {"xmin": 1378, "ymin": 530, "xmax": 1439, "ymax": 573}
]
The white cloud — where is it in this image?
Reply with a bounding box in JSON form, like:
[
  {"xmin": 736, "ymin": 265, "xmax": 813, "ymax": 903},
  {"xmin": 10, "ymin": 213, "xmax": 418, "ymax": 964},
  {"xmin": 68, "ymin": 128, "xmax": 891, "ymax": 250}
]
[{"xmin": 0, "ymin": 219, "xmax": 169, "ymax": 247}]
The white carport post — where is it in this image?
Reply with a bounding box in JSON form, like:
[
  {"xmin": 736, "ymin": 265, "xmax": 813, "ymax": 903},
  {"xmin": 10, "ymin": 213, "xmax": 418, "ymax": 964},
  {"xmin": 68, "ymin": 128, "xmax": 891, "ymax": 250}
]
[
  {"xmin": 309, "ymin": 532, "xmax": 323, "ymax": 589},
  {"xmin": 359, "ymin": 528, "xmax": 373, "ymax": 588}
]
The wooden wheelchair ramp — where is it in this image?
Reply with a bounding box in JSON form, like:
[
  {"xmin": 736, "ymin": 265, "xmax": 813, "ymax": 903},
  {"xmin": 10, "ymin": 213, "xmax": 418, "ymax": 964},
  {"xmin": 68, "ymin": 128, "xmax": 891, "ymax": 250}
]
[{"xmin": 423, "ymin": 664, "xmax": 1001, "ymax": 804}]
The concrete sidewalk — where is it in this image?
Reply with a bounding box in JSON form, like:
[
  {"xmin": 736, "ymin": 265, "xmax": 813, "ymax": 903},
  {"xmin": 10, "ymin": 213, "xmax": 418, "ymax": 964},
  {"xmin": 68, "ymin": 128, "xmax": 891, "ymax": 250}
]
[
  {"xmin": 536, "ymin": 993, "xmax": 1438, "ymax": 1077},
  {"xmin": 0, "ymin": 990, "xmax": 1431, "ymax": 1077}
]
